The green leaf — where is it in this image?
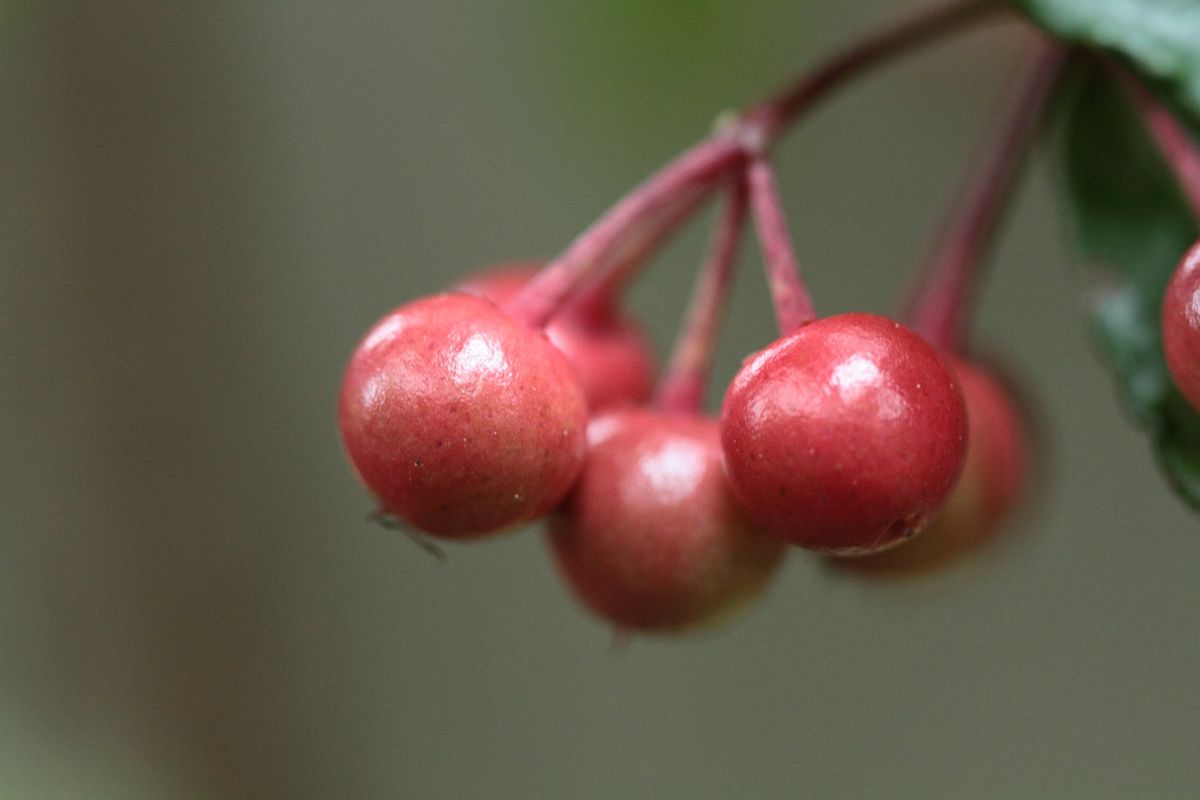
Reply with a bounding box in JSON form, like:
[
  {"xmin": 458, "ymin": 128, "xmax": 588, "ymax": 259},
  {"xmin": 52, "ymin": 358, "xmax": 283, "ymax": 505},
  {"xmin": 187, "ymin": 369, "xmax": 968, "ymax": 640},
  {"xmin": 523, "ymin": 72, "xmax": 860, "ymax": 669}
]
[
  {"xmin": 1011, "ymin": 0, "xmax": 1200, "ymax": 124},
  {"xmin": 1062, "ymin": 68, "xmax": 1200, "ymax": 508}
]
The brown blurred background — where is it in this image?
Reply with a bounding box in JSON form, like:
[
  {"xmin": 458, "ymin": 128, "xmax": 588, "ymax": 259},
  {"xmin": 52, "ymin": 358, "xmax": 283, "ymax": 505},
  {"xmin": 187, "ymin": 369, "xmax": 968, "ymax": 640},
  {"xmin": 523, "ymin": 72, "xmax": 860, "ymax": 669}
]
[{"xmin": 2, "ymin": 2, "xmax": 1198, "ymax": 798}]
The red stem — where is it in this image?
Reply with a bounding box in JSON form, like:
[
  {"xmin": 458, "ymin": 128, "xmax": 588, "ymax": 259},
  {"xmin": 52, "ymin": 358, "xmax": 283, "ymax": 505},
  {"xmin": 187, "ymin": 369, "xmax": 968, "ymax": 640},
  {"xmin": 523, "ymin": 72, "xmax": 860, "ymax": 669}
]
[
  {"xmin": 744, "ymin": 0, "xmax": 1000, "ymax": 145},
  {"xmin": 570, "ymin": 182, "xmax": 714, "ymax": 319},
  {"xmin": 748, "ymin": 159, "xmax": 817, "ymax": 334},
  {"xmin": 1113, "ymin": 65, "xmax": 1200, "ymax": 222},
  {"xmin": 656, "ymin": 177, "xmax": 749, "ymax": 414},
  {"xmin": 906, "ymin": 39, "xmax": 1068, "ymax": 353},
  {"xmin": 504, "ymin": 0, "xmax": 1005, "ymax": 329},
  {"xmin": 503, "ymin": 137, "xmax": 744, "ymax": 328}
]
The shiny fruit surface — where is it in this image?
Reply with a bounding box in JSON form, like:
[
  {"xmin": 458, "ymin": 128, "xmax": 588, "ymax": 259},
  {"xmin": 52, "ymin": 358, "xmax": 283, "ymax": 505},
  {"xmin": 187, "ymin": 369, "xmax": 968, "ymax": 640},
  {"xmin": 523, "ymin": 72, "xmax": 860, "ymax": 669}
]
[
  {"xmin": 339, "ymin": 293, "xmax": 587, "ymax": 538},
  {"xmin": 456, "ymin": 263, "xmax": 656, "ymax": 411},
  {"xmin": 720, "ymin": 313, "xmax": 968, "ymax": 554},
  {"xmin": 837, "ymin": 358, "xmax": 1029, "ymax": 576},
  {"xmin": 549, "ymin": 409, "xmax": 785, "ymax": 632}
]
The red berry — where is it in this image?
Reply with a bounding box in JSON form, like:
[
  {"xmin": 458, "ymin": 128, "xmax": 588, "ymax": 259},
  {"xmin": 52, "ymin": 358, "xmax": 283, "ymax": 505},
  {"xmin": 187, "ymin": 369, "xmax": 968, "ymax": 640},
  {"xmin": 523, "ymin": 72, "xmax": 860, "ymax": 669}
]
[
  {"xmin": 1162, "ymin": 241, "xmax": 1200, "ymax": 411},
  {"xmin": 720, "ymin": 312, "xmax": 968, "ymax": 554},
  {"xmin": 835, "ymin": 358, "xmax": 1030, "ymax": 577},
  {"xmin": 548, "ymin": 409, "xmax": 785, "ymax": 632},
  {"xmin": 338, "ymin": 293, "xmax": 588, "ymax": 538},
  {"xmin": 455, "ymin": 263, "xmax": 656, "ymax": 411}
]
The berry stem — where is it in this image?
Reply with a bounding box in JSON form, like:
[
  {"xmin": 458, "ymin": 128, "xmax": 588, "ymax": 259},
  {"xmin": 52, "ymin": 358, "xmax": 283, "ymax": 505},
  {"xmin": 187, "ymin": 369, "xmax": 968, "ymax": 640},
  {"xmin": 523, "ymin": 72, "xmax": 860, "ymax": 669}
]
[
  {"xmin": 504, "ymin": 136, "xmax": 744, "ymax": 329},
  {"xmin": 1113, "ymin": 65, "xmax": 1200, "ymax": 222},
  {"xmin": 906, "ymin": 38, "xmax": 1068, "ymax": 353},
  {"xmin": 656, "ymin": 177, "xmax": 749, "ymax": 414},
  {"xmin": 748, "ymin": 159, "xmax": 817, "ymax": 334},
  {"xmin": 570, "ymin": 183, "xmax": 713, "ymax": 318},
  {"xmin": 742, "ymin": 0, "xmax": 1003, "ymax": 145},
  {"xmin": 504, "ymin": 0, "xmax": 1005, "ymax": 330}
]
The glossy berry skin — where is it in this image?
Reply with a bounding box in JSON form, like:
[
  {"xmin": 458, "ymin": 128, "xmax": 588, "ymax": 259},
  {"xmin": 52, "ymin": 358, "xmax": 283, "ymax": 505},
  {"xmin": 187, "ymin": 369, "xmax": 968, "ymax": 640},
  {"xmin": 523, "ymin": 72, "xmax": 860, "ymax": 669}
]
[
  {"xmin": 548, "ymin": 409, "xmax": 786, "ymax": 632},
  {"xmin": 455, "ymin": 264, "xmax": 656, "ymax": 411},
  {"xmin": 837, "ymin": 358, "xmax": 1029, "ymax": 577},
  {"xmin": 1162, "ymin": 241, "xmax": 1200, "ymax": 412},
  {"xmin": 720, "ymin": 313, "xmax": 968, "ymax": 555},
  {"xmin": 338, "ymin": 293, "xmax": 587, "ymax": 539}
]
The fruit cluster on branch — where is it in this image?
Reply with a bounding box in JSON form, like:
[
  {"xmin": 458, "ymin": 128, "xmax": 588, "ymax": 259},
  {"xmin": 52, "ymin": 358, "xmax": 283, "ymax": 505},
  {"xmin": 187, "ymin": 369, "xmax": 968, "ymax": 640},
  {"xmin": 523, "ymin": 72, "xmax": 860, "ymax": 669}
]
[{"xmin": 337, "ymin": 0, "xmax": 1200, "ymax": 635}]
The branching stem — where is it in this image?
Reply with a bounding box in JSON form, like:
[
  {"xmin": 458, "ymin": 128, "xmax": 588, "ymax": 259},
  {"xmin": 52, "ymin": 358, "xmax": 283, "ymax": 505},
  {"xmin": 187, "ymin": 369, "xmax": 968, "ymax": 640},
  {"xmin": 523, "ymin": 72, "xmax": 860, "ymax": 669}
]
[{"xmin": 504, "ymin": 0, "xmax": 1006, "ymax": 329}]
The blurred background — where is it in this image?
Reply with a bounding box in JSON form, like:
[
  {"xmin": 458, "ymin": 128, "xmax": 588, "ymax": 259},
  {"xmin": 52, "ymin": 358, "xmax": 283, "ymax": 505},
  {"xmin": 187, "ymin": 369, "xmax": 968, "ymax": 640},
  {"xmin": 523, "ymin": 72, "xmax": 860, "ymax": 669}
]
[{"xmin": 2, "ymin": 1, "xmax": 1198, "ymax": 797}]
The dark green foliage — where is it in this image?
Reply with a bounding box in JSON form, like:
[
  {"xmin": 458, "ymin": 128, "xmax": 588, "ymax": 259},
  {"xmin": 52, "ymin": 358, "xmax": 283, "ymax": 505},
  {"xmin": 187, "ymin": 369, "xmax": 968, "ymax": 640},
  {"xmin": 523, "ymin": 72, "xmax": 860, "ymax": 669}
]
[{"xmin": 1062, "ymin": 68, "xmax": 1200, "ymax": 507}]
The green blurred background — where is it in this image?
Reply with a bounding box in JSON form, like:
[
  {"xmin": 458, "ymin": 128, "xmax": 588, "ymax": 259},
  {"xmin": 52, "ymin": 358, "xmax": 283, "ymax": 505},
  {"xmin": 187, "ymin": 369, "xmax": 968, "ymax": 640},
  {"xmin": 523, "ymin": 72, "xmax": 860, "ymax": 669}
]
[{"xmin": 2, "ymin": 2, "xmax": 1198, "ymax": 797}]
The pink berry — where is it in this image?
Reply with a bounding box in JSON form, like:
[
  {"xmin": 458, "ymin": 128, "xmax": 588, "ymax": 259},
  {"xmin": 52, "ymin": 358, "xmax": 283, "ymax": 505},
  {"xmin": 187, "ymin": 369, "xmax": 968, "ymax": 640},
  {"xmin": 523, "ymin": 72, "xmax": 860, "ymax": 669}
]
[
  {"xmin": 1162, "ymin": 241, "xmax": 1200, "ymax": 411},
  {"xmin": 338, "ymin": 293, "xmax": 588, "ymax": 538},
  {"xmin": 455, "ymin": 263, "xmax": 656, "ymax": 411},
  {"xmin": 547, "ymin": 409, "xmax": 786, "ymax": 632},
  {"xmin": 836, "ymin": 358, "xmax": 1030, "ymax": 576},
  {"xmin": 720, "ymin": 312, "xmax": 968, "ymax": 555}
]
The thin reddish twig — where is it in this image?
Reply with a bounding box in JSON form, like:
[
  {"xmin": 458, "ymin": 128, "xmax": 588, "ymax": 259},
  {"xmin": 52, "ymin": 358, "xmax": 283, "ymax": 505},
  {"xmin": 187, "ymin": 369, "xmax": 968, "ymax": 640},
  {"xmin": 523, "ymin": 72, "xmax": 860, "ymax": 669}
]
[
  {"xmin": 906, "ymin": 38, "xmax": 1068, "ymax": 352},
  {"xmin": 656, "ymin": 177, "xmax": 750, "ymax": 414},
  {"xmin": 505, "ymin": 0, "xmax": 1006, "ymax": 329},
  {"xmin": 748, "ymin": 159, "xmax": 817, "ymax": 334},
  {"xmin": 1113, "ymin": 64, "xmax": 1200, "ymax": 222}
]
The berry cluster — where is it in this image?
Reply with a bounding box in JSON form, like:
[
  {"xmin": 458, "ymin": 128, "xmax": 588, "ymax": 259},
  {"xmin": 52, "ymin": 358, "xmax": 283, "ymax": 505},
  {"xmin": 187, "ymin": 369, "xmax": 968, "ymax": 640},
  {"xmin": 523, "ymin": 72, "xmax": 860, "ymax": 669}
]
[{"xmin": 338, "ymin": 1, "xmax": 1200, "ymax": 635}]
